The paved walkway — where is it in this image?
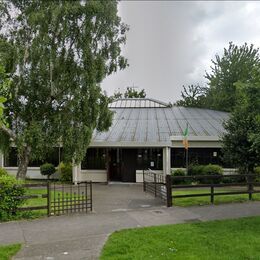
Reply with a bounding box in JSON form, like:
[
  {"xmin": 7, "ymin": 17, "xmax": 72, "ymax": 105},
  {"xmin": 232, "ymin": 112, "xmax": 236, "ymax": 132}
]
[{"xmin": 0, "ymin": 184, "xmax": 260, "ymax": 260}]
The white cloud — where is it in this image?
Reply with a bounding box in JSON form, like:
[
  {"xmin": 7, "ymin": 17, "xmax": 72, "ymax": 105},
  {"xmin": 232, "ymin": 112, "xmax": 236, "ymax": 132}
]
[{"xmin": 101, "ymin": 1, "xmax": 260, "ymax": 102}]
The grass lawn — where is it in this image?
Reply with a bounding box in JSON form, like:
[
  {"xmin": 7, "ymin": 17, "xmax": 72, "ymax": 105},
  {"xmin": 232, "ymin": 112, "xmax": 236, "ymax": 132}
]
[
  {"xmin": 0, "ymin": 244, "xmax": 21, "ymax": 260},
  {"xmin": 172, "ymin": 187, "xmax": 260, "ymax": 206},
  {"xmin": 101, "ymin": 216, "xmax": 260, "ymax": 260},
  {"xmin": 20, "ymin": 188, "xmax": 49, "ymax": 218}
]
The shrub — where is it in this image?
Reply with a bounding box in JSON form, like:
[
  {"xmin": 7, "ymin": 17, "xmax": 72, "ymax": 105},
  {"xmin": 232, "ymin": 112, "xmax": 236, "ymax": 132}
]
[
  {"xmin": 254, "ymin": 166, "xmax": 260, "ymax": 174},
  {"xmin": 0, "ymin": 175, "xmax": 25, "ymax": 221},
  {"xmin": 188, "ymin": 165, "xmax": 204, "ymax": 176},
  {"xmin": 58, "ymin": 162, "xmax": 72, "ymax": 183},
  {"xmin": 171, "ymin": 169, "xmax": 186, "ymax": 177},
  {"xmin": 202, "ymin": 164, "xmax": 223, "ymax": 175},
  {"xmin": 254, "ymin": 166, "xmax": 260, "ymax": 182},
  {"xmin": 171, "ymin": 169, "xmax": 190, "ymax": 185},
  {"xmin": 188, "ymin": 164, "xmax": 223, "ymax": 184},
  {"xmin": 202, "ymin": 164, "xmax": 223, "ymax": 184},
  {"xmin": 0, "ymin": 167, "xmax": 8, "ymax": 177},
  {"xmin": 40, "ymin": 163, "xmax": 56, "ymax": 179}
]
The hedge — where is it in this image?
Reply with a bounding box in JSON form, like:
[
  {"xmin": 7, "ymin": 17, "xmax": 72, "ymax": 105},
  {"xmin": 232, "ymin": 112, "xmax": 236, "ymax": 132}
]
[{"xmin": 0, "ymin": 175, "xmax": 25, "ymax": 221}]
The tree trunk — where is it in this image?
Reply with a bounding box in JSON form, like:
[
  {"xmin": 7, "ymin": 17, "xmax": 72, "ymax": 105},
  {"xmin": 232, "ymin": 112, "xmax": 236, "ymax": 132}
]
[{"xmin": 16, "ymin": 146, "xmax": 31, "ymax": 180}]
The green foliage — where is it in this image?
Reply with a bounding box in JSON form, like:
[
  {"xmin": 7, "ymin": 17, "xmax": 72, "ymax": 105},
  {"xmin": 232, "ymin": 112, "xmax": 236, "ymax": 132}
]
[
  {"xmin": 202, "ymin": 164, "xmax": 223, "ymax": 175},
  {"xmin": 0, "ymin": 244, "xmax": 22, "ymax": 260},
  {"xmin": 0, "ymin": 167, "xmax": 8, "ymax": 177},
  {"xmin": 0, "ymin": 64, "xmax": 10, "ymax": 153},
  {"xmin": 40, "ymin": 163, "xmax": 56, "ymax": 177},
  {"xmin": 205, "ymin": 42, "xmax": 260, "ymax": 112},
  {"xmin": 0, "ymin": 1, "xmax": 128, "ymax": 178},
  {"xmin": 110, "ymin": 87, "xmax": 146, "ymax": 101},
  {"xmin": 171, "ymin": 169, "xmax": 186, "ymax": 176},
  {"xmin": 171, "ymin": 169, "xmax": 190, "ymax": 185},
  {"xmin": 176, "ymin": 43, "xmax": 260, "ymax": 113},
  {"xmin": 124, "ymin": 87, "xmax": 146, "ymax": 98},
  {"xmin": 254, "ymin": 166, "xmax": 260, "ymax": 174},
  {"xmin": 175, "ymin": 84, "xmax": 209, "ymax": 108},
  {"xmin": 58, "ymin": 162, "xmax": 72, "ymax": 183},
  {"xmin": 187, "ymin": 165, "xmax": 204, "ymax": 176},
  {"xmin": 0, "ymin": 175, "xmax": 25, "ymax": 220},
  {"xmin": 222, "ymin": 82, "xmax": 260, "ymax": 173},
  {"xmin": 254, "ymin": 166, "xmax": 260, "ymax": 182},
  {"xmin": 0, "ymin": 64, "xmax": 8, "ymax": 129},
  {"xmin": 187, "ymin": 164, "xmax": 223, "ymax": 184}
]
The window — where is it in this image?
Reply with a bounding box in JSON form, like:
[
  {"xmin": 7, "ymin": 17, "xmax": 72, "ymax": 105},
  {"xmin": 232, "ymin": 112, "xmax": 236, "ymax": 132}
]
[
  {"xmin": 81, "ymin": 148, "xmax": 106, "ymax": 170},
  {"xmin": 136, "ymin": 148, "xmax": 163, "ymax": 170},
  {"xmin": 4, "ymin": 147, "xmax": 18, "ymax": 167},
  {"xmin": 171, "ymin": 148, "xmax": 227, "ymax": 168},
  {"xmin": 4, "ymin": 147, "xmax": 63, "ymax": 167}
]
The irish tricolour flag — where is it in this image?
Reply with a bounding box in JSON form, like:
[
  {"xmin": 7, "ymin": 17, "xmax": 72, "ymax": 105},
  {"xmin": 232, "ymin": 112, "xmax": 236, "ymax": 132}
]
[{"xmin": 183, "ymin": 124, "xmax": 189, "ymax": 150}]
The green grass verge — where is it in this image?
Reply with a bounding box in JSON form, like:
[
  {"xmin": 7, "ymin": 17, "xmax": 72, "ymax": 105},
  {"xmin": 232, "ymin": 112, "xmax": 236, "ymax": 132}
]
[
  {"xmin": 0, "ymin": 244, "xmax": 21, "ymax": 260},
  {"xmin": 20, "ymin": 188, "xmax": 49, "ymax": 219},
  {"xmin": 101, "ymin": 216, "xmax": 260, "ymax": 260},
  {"xmin": 172, "ymin": 188, "xmax": 260, "ymax": 206}
]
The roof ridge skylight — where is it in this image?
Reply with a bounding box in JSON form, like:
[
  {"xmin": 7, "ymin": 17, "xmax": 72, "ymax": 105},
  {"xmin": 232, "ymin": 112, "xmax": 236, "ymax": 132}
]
[{"xmin": 109, "ymin": 98, "xmax": 170, "ymax": 108}]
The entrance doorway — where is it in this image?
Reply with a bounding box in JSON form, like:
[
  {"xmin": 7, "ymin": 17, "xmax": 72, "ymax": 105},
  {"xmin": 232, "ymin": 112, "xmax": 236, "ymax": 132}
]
[
  {"xmin": 121, "ymin": 149, "xmax": 136, "ymax": 182},
  {"xmin": 109, "ymin": 148, "xmax": 121, "ymax": 181},
  {"xmin": 108, "ymin": 148, "xmax": 137, "ymax": 182}
]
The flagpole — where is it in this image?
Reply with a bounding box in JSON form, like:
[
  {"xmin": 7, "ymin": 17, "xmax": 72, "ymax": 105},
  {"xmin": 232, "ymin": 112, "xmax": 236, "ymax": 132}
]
[
  {"xmin": 186, "ymin": 146, "xmax": 189, "ymax": 174},
  {"xmin": 183, "ymin": 122, "xmax": 189, "ymax": 174},
  {"xmin": 185, "ymin": 122, "xmax": 189, "ymax": 174}
]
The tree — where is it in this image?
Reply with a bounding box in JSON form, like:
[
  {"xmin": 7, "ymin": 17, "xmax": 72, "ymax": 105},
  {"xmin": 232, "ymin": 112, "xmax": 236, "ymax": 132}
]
[
  {"xmin": 0, "ymin": 1, "xmax": 128, "ymax": 179},
  {"xmin": 110, "ymin": 87, "xmax": 146, "ymax": 101},
  {"xmin": 175, "ymin": 84, "xmax": 208, "ymax": 108},
  {"xmin": 222, "ymin": 74, "xmax": 260, "ymax": 173},
  {"xmin": 124, "ymin": 87, "xmax": 146, "ymax": 98},
  {"xmin": 0, "ymin": 63, "xmax": 9, "ymax": 131},
  {"xmin": 205, "ymin": 42, "xmax": 260, "ymax": 112}
]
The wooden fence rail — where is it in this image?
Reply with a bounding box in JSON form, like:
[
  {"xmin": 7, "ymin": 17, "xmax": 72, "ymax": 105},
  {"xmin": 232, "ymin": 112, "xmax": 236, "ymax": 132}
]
[
  {"xmin": 143, "ymin": 170, "xmax": 259, "ymax": 207},
  {"xmin": 16, "ymin": 183, "xmax": 49, "ymax": 214}
]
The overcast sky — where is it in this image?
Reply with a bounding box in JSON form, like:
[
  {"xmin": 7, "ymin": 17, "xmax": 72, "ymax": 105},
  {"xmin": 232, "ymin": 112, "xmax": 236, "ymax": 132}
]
[{"xmin": 101, "ymin": 1, "xmax": 260, "ymax": 103}]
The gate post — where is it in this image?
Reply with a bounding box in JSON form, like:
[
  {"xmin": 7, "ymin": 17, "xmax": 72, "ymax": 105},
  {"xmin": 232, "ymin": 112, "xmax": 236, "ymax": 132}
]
[
  {"xmin": 247, "ymin": 175, "xmax": 253, "ymax": 201},
  {"xmin": 47, "ymin": 182, "xmax": 51, "ymax": 216},
  {"xmin": 166, "ymin": 174, "xmax": 172, "ymax": 207},
  {"xmin": 90, "ymin": 181, "xmax": 93, "ymax": 211},
  {"xmin": 210, "ymin": 185, "xmax": 214, "ymax": 204},
  {"xmin": 154, "ymin": 173, "xmax": 157, "ymax": 197},
  {"xmin": 143, "ymin": 170, "xmax": 146, "ymax": 192}
]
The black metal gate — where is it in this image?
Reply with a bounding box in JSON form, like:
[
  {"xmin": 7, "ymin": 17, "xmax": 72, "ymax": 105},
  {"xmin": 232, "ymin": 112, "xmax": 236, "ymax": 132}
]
[
  {"xmin": 48, "ymin": 182, "xmax": 92, "ymax": 216},
  {"xmin": 143, "ymin": 169, "xmax": 167, "ymax": 202}
]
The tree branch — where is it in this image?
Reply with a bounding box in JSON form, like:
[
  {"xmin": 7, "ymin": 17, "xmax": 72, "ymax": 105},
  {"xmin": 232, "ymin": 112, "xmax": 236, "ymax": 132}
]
[{"xmin": 0, "ymin": 124, "xmax": 16, "ymax": 140}]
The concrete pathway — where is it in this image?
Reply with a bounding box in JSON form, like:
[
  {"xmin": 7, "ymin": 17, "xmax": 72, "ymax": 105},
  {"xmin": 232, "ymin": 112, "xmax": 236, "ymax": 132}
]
[{"xmin": 0, "ymin": 184, "xmax": 260, "ymax": 260}]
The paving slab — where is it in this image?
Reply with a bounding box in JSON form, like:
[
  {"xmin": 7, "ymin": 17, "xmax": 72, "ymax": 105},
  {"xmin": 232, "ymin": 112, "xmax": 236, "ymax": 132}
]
[{"xmin": 15, "ymin": 234, "xmax": 108, "ymax": 260}]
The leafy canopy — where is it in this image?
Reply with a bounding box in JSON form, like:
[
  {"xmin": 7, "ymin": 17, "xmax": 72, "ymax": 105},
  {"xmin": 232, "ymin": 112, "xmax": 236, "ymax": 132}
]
[
  {"xmin": 176, "ymin": 42, "xmax": 260, "ymax": 112},
  {"xmin": 205, "ymin": 42, "xmax": 260, "ymax": 112},
  {"xmin": 110, "ymin": 87, "xmax": 146, "ymax": 101},
  {"xmin": 0, "ymin": 64, "xmax": 8, "ymax": 125},
  {"xmin": 0, "ymin": 1, "xmax": 128, "ymax": 178},
  {"xmin": 175, "ymin": 84, "xmax": 208, "ymax": 108},
  {"xmin": 222, "ymin": 70, "xmax": 260, "ymax": 172}
]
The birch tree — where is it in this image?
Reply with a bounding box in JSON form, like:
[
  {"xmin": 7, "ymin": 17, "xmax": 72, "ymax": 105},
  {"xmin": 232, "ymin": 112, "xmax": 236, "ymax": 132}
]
[{"xmin": 0, "ymin": 1, "xmax": 128, "ymax": 179}]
